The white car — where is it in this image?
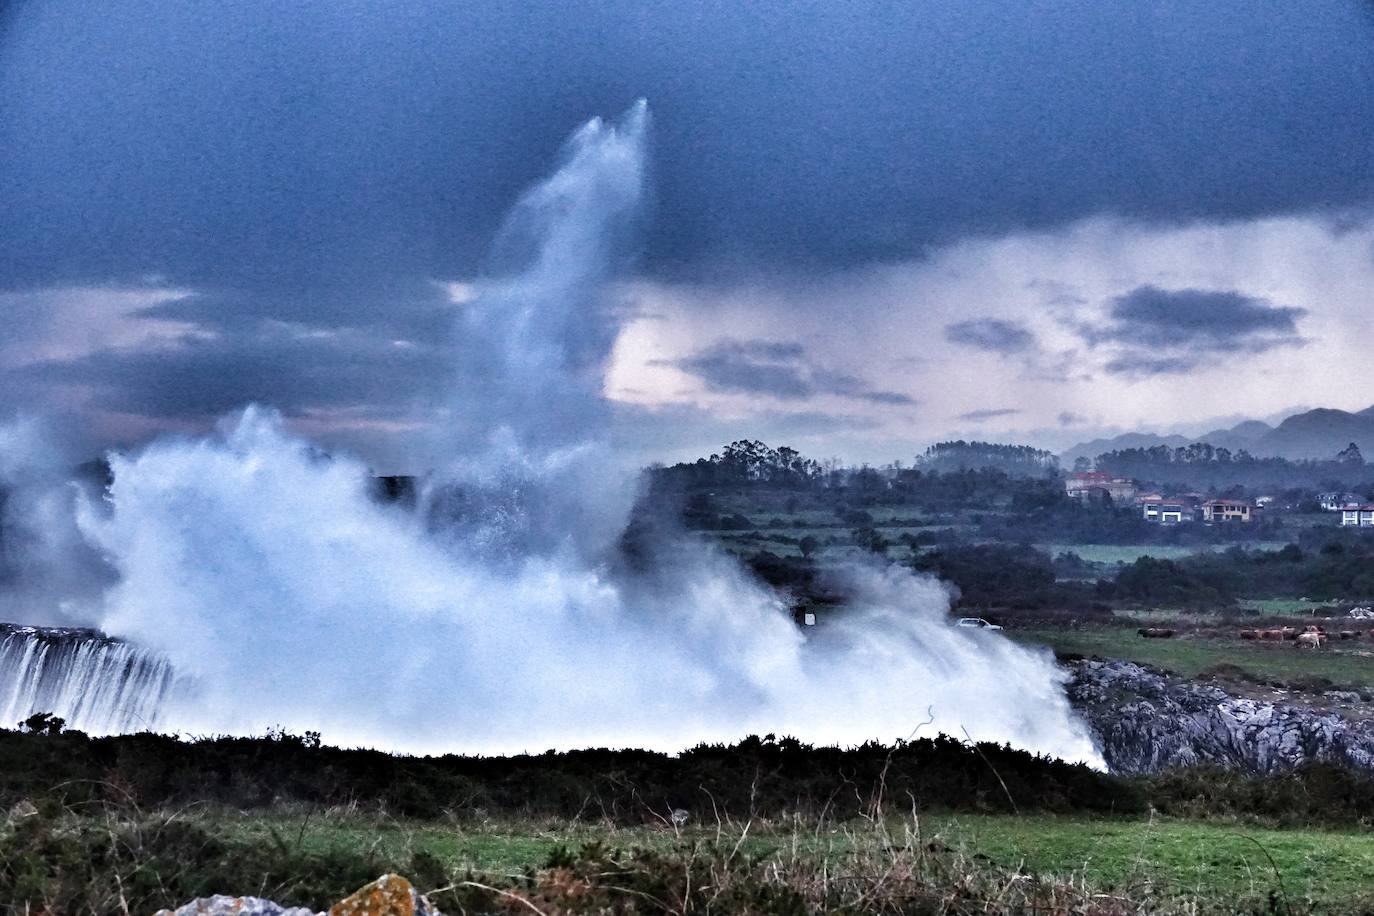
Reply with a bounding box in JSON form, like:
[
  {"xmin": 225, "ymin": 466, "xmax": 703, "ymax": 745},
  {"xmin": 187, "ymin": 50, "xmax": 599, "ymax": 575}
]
[{"xmin": 956, "ymin": 617, "xmax": 1003, "ymax": 630}]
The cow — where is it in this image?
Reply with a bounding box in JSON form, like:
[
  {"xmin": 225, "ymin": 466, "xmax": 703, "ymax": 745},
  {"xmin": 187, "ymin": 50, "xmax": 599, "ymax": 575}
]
[
  {"xmin": 1339, "ymin": 630, "xmax": 1360, "ymax": 640},
  {"xmin": 1239, "ymin": 629, "xmax": 1258, "ymax": 640},
  {"xmin": 1296, "ymin": 631, "xmax": 1325, "ymax": 649},
  {"xmin": 1256, "ymin": 628, "xmax": 1286, "ymax": 641},
  {"xmin": 1137, "ymin": 627, "xmax": 1175, "ymax": 639}
]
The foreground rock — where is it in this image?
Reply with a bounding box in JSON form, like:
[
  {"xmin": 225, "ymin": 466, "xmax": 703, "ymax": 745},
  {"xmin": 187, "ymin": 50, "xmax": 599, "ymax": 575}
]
[
  {"xmin": 1067, "ymin": 658, "xmax": 1374, "ymax": 774},
  {"xmin": 156, "ymin": 874, "xmax": 441, "ymax": 916}
]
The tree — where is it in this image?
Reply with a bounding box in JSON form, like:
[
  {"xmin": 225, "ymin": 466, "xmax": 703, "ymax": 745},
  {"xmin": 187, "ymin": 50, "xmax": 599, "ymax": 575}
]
[
  {"xmin": 21, "ymin": 712, "xmax": 65, "ymax": 735},
  {"xmin": 798, "ymin": 535, "xmax": 819, "ymax": 559},
  {"xmin": 918, "ymin": 441, "xmax": 1059, "ymax": 476},
  {"xmin": 1337, "ymin": 442, "xmax": 1365, "ymax": 466},
  {"xmin": 851, "ymin": 527, "xmax": 889, "ymax": 554}
]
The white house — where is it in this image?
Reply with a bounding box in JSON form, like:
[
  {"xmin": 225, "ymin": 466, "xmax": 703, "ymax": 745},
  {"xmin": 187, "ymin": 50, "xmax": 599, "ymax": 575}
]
[
  {"xmin": 1340, "ymin": 505, "xmax": 1374, "ymax": 527},
  {"xmin": 1321, "ymin": 492, "xmax": 1362, "ymax": 511},
  {"xmin": 1139, "ymin": 496, "xmax": 1193, "ymax": 524}
]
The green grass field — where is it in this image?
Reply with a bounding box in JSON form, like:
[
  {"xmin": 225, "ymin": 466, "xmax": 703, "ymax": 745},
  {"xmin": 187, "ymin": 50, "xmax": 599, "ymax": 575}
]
[
  {"xmin": 208, "ymin": 810, "xmax": 1374, "ymax": 910},
  {"xmin": 1043, "ymin": 542, "xmax": 1292, "ymax": 565},
  {"xmin": 1239, "ymin": 598, "xmax": 1345, "ymax": 615},
  {"xmin": 1009, "ymin": 626, "xmax": 1374, "ymax": 688},
  {"xmin": 927, "ymin": 814, "xmax": 1374, "ymax": 907}
]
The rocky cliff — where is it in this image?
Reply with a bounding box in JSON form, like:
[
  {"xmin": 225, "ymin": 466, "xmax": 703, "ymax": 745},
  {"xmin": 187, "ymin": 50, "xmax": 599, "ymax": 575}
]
[{"xmin": 1067, "ymin": 658, "xmax": 1374, "ymax": 774}]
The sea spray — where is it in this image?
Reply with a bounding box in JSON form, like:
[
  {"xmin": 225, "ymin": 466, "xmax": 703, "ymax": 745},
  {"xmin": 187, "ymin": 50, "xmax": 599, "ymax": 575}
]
[
  {"xmin": 0, "ymin": 416, "xmax": 116, "ymax": 628},
  {"xmin": 81, "ymin": 409, "xmax": 1097, "ymax": 760},
  {"xmin": 10, "ymin": 103, "xmax": 1101, "ymax": 764}
]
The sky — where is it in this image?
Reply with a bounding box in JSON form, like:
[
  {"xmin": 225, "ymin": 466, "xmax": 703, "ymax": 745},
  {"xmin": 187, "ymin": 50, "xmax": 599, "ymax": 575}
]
[{"xmin": 2, "ymin": 1, "xmax": 1373, "ymax": 469}]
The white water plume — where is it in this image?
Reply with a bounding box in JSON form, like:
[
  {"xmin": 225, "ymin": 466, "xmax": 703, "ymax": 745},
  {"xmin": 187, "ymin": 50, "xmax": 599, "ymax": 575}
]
[
  {"xmin": 81, "ymin": 408, "xmax": 1098, "ymax": 759},
  {"xmin": 9, "ymin": 103, "xmax": 1102, "ymax": 764},
  {"xmin": 426, "ymin": 101, "xmax": 649, "ymax": 563},
  {"xmin": 0, "ymin": 416, "xmax": 114, "ymax": 628}
]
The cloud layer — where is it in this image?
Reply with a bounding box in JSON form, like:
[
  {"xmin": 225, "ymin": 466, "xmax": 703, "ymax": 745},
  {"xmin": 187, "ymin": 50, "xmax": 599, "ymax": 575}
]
[
  {"xmin": 945, "ymin": 319, "xmax": 1037, "ymax": 355},
  {"xmin": 1, "ymin": 2, "xmax": 1373, "ymax": 462},
  {"xmin": 1087, "ymin": 285, "xmax": 1307, "ymax": 375},
  {"xmin": 671, "ymin": 339, "xmax": 915, "ymax": 406}
]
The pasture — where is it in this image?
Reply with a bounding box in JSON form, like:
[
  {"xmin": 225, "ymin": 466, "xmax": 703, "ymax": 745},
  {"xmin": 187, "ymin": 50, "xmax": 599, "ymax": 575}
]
[
  {"xmin": 1043, "ymin": 542, "xmax": 1291, "ymax": 566},
  {"xmin": 1010, "ymin": 624, "xmax": 1374, "ymax": 689},
  {"xmin": 200, "ymin": 809, "xmax": 1374, "ymax": 911},
  {"xmin": 1239, "ymin": 598, "xmax": 1348, "ymax": 615}
]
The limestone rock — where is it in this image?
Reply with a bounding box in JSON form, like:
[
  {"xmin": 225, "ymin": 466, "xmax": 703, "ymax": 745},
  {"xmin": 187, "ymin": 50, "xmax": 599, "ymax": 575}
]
[
  {"xmin": 156, "ymin": 874, "xmax": 441, "ymax": 916},
  {"xmin": 330, "ymin": 874, "xmax": 441, "ymax": 916},
  {"xmin": 153, "ymin": 896, "xmax": 316, "ymax": 916},
  {"xmin": 1066, "ymin": 658, "xmax": 1374, "ymax": 774}
]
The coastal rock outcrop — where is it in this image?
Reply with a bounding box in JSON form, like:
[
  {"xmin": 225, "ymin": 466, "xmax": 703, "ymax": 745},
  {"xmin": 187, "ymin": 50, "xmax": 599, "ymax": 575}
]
[
  {"xmin": 156, "ymin": 874, "xmax": 441, "ymax": 916},
  {"xmin": 1067, "ymin": 658, "xmax": 1374, "ymax": 774}
]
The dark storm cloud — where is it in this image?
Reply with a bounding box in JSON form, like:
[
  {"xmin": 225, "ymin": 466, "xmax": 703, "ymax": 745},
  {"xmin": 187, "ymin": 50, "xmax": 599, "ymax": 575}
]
[
  {"xmin": 6, "ymin": 327, "xmax": 450, "ymax": 422},
  {"xmin": 2, "ymin": 1, "xmax": 1373, "ymax": 454},
  {"xmin": 944, "ymin": 319, "xmax": 1037, "ymax": 354},
  {"xmin": 957, "ymin": 408, "xmax": 1021, "ymax": 422},
  {"xmin": 671, "ymin": 339, "xmax": 915, "ymax": 406},
  {"xmin": 138, "ymin": 282, "xmax": 459, "ymax": 341},
  {"xmin": 1099, "ymin": 286, "xmax": 1306, "ymax": 348},
  {"xmin": 1090, "ymin": 285, "xmax": 1308, "ymax": 376},
  {"xmin": 2, "ymin": 0, "xmax": 1373, "ymax": 297}
]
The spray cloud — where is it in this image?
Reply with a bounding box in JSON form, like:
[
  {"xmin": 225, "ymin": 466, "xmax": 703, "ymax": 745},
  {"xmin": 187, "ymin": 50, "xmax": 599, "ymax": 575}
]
[
  {"xmin": 0, "ymin": 417, "xmax": 114, "ymax": 628},
  {"xmin": 12, "ymin": 104, "xmax": 1102, "ymax": 764}
]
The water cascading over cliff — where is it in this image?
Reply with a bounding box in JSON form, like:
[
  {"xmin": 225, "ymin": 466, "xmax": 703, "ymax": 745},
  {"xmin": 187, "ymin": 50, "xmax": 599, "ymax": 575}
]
[{"xmin": 0, "ymin": 623, "xmax": 175, "ymax": 733}]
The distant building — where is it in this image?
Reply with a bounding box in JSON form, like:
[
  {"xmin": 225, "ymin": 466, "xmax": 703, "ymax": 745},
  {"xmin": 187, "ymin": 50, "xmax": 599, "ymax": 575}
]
[
  {"xmin": 1340, "ymin": 505, "xmax": 1374, "ymax": 527},
  {"xmin": 1319, "ymin": 492, "xmax": 1362, "ymax": 511},
  {"xmin": 1139, "ymin": 495, "xmax": 1194, "ymax": 524},
  {"xmin": 1202, "ymin": 499, "xmax": 1253, "ymax": 522},
  {"xmin": 1065, "ymin": 472, "xmax": 1137, "ymax": 503}
]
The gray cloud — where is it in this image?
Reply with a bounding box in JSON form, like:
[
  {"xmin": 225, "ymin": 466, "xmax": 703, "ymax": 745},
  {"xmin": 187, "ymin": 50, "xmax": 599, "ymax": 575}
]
[
  {"xmin": 4, "ymin": 325, "xmax": 451, "ymax": 424},
  {"xmin": 957, "ymin": 408, "xmax": 1021, "ymax": 422},
  {"xmin": 1090, "ymin": 285, "xmax": 1308, "ymax": 376},
  {"xmin": 944, "ymin": 319, "xmax": 1037, "ymax": 354},
  {"xmin": 2, "ymin": 1, "xmax": 1372, "ymax": 298},
  {"xmin": 1, "ymin": 2, "xmax": 1372, "ymax": 459},
  {"xmin": 671, "ymin": 339, "xmax": 916, "ymax": 406}
]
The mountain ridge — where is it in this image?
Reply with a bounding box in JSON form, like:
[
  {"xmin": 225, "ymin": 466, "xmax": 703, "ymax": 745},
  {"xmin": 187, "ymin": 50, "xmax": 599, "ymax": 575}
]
[{"xmin": 1062, "ymin": 406, "xmax": 1374, "ymax": 464}]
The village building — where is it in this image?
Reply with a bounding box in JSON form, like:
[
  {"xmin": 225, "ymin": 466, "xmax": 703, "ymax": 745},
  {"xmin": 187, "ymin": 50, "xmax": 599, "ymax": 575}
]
[
  {"xmin": 1065, "ymin": 471, "xmax": 1137, "ymax": 503},
  {"xmin": 1138, "ymin": 495, "xmax": 1195, "ymax": 524},
  {"xmin": 1340, "ymin": 505, "xmax": 1374, "ymax": 527},
  {"xmin": 1319, "ymin": 492, "xmax": 1362, "ymax": 511},
  {"xmin": 1201, "ymin": 499, "xmax": 1254, "ymax": 522}
]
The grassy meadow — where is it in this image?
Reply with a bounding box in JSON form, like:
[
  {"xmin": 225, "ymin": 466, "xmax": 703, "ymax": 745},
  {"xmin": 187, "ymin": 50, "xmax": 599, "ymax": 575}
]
[
  {"xmin": 1009, "ymin": 625, "xmax": 1374, "ymax": 689},
  {"xmin": 213, "ymin": 808, "xmax": 1374, "ymax": 906},
  {"xmin": 27, "ymin": 806, "xmax": 1373, "ymax": 914}
]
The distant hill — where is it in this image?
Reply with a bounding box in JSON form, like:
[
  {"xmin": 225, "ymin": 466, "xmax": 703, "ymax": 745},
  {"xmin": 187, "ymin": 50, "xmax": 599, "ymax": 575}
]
[
  {"xmin": 1060, "ymin": 433, "xmax": 1191, "ymax": 467},
  {"xmin": 1063, "ymin": 406, "xmax": 1374, "ymax": 464},
  {"xmin": 1189, "ymin": 419, "xmax": 1272, "ymax": 453},
  {"xmin": 1251, "ymin": 407, "xmax": 1374, "ymax": 461}
]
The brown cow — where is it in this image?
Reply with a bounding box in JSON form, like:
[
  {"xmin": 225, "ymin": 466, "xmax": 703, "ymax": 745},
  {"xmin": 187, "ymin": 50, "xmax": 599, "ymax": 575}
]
[
  {"xmin": 1239, "ymin": 629, "xmax": 1258, "ymax": 640},
  {"xmin": 1339, "ymin": 630, "xmax": 1360, "ymax": 640}
]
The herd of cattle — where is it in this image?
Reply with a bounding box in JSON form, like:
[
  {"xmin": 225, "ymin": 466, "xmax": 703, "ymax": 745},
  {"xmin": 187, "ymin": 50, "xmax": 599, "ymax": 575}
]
[
  {"xmin": 1137, "ymin": 624, "xmax": 1354, "ymax": 648},
  {"xmin": 1239, "ymin": 625, "xmax": 1348, "ymax": 648}
]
